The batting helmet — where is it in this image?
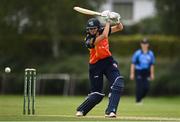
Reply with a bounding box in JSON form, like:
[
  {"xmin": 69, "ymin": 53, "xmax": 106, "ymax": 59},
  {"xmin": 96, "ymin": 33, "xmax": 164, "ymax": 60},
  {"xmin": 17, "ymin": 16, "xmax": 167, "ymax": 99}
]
[{"xmin": 86, "ymin": 18, "xmax": 101, "ymax": 29}]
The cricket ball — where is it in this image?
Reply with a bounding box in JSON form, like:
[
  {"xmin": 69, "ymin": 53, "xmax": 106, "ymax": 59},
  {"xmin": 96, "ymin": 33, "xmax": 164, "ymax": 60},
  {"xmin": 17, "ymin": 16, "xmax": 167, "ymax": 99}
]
[{"xmin": 5, "ymin": 67, "xmax": 11, "ymax": 73}]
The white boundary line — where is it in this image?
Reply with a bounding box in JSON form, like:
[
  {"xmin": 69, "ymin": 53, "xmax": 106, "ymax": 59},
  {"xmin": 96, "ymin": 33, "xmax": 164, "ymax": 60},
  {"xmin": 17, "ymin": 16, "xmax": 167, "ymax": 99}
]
[{"xmin": 33, "ymin": 114, "xmax": 180, "ymax": 121}]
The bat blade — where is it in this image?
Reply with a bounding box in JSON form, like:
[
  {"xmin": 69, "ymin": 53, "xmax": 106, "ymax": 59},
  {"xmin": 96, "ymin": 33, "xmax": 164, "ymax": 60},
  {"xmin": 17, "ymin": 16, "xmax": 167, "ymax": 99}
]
[{"xmin": 73, "ymin": 6, "xmax": 101, "ymax": 16}]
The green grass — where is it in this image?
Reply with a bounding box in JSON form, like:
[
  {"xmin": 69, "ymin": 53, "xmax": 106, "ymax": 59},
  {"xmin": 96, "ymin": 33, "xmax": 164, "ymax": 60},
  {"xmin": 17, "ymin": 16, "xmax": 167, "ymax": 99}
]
[{"xmin": 0, "ymin": 95, "xmax": 180, "ymax": 121}]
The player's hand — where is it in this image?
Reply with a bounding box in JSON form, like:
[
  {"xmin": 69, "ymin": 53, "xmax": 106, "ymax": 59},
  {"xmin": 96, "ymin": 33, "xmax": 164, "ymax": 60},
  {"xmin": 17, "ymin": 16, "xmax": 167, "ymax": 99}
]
[
  {"xmin": 110, "ymin": 12, "xmax": 121, "ymax": 24},
  {"xmin": 101, "ymin": 10, "xmax": 111, "ymax": 22},
  {"xmin": 130, "ymin": 74, "xmax": 135, "ymax": 80},
  {"xmin": 101, "ymin": 10, "xmax": 110, "ymax": 17},
  {"xmin": 150, "ymin": 74, "xmax": 155, "ymax": 81},
  {"xmin": 109, "ymin": 12, "xmax": 121, "ymax": 19}
]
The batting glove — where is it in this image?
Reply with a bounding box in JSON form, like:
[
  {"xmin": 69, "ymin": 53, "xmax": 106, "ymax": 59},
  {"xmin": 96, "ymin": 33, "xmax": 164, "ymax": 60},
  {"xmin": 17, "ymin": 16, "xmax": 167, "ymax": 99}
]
[
  {"xmin": 101, "ymin": 10, "xmax": 110, "ymax": 17},
  {"xmin": 109, "ymin": 12, "xmax": 121, "ymax": 24},
  {"xmin": 101, "ymin": 10, "xmax": 111, "ymax": 22},
  {"xmin": 109, "ymin": 12, "xmax": 121, "ymax": 19}
]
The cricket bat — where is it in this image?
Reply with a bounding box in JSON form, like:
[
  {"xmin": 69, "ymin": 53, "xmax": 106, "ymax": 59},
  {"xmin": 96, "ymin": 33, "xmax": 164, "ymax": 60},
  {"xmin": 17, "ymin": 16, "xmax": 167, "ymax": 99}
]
[
  {"xmin": 73, "ymin": 6, "xmax": 121, "ymax": 24},
  {"xmin": 73, "ymin": 6, "xmax": 102, "ymax": 16}
]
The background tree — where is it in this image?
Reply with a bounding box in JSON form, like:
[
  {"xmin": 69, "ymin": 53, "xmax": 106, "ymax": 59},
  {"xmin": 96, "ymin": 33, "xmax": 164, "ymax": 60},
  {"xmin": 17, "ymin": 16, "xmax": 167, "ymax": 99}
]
[
  {"xmin": 0, "ymin": 0, "xmax": 90, "ymax": 59},
  {"xmin": 156, "ymin": 0, "xmax": 180, "ymax": 35}
]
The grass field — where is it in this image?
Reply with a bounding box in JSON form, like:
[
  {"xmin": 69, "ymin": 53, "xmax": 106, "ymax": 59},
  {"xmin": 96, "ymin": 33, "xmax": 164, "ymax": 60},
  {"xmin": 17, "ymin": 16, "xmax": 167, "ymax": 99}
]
[{"xmin": 0, "ymin": 95, "xmax": 180, "ymax": 122}]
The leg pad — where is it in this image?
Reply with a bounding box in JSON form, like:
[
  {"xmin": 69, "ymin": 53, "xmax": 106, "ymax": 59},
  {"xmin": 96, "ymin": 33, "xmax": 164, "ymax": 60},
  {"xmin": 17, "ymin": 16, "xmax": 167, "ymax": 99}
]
[
  {"xmin": 106, "ymin": 76, "xmax": 124, "ymax": 114},
  {"xmin": 77, "ymin": 92, "xmax": 104, "ymax": 116}
]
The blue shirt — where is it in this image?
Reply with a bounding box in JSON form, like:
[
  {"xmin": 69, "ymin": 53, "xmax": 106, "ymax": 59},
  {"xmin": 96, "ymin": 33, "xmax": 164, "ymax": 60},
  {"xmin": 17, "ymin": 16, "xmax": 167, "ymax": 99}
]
[{"xmin": 132, "ymin": 49, "xmax": 155, "ymax": 70}]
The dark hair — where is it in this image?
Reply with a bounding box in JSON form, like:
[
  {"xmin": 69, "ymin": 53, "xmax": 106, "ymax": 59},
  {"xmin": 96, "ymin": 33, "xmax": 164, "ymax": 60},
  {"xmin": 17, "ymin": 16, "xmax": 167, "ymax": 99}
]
[{"xmin": 141, "ymin": 38, "xmax": 149, "ymax": 44}]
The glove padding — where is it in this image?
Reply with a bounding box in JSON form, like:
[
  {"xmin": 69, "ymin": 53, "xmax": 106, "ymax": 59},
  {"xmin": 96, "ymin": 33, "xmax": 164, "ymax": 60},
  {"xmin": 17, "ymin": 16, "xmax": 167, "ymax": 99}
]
[
  {"xmin": 101, "ymin": 10, "xmax": 111, "ymax": 17},
  {"xmin": 101, "ymin": 10, "xmax": 121, "ymax": 24},
  {"xmin": 109, "ymin": 12, "xmax": 121, "ymax": 19},
  {"xmin": 109, "ymin": 12, "xmax": 121, "ymax": 24},
  {"xmin": 101, "ymin": 10, "xmax": 111, "ymax": 22}
]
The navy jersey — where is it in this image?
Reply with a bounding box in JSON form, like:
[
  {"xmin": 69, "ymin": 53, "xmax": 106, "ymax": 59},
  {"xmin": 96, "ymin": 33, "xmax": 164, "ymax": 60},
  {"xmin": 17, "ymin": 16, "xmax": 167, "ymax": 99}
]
[{"xmin": 132, "ymin": 49, "xmax": 155, "ymax": 70}]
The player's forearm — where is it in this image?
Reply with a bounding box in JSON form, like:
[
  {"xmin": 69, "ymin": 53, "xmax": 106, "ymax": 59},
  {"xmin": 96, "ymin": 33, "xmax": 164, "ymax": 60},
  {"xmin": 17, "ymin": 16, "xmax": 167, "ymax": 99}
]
[
  {"xmin": 150, "ymin": 65, "xmax": 154, "ymax": 76},
  {"xmin": 102, "ymin": 22, "xmax": 110, "ymax": 38},
  {"xmin": 130, "ymin": 64, "xmax": 135, "ymax": 80},
  {"xmin": 94, "ymin": 22, "xmax": 110, "ymax": 45},
  {"xmin": 111, "ymin": 22, "xmax": 123, "ymax": 33},
  {"xmin": 118, "ymin": 22, "xmax": 123, "ymax": 31},
  {"xmin": 130, "ymin": 64, "xmax": 135, "ymax": 75}
]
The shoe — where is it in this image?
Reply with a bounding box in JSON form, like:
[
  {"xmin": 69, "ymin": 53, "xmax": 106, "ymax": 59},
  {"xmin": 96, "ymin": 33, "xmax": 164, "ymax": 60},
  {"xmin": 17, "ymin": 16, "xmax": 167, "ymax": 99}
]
[
  {"xmin": 136, "ymin": 101, "xmax": 143, "ymax": 105},
  {"xmin": 76, "ymin": 111, "xmax": 83, "ymax": 117},
  {"xmin": 105, "ymin": 112, "xmax": 116, "ymax": 118}
]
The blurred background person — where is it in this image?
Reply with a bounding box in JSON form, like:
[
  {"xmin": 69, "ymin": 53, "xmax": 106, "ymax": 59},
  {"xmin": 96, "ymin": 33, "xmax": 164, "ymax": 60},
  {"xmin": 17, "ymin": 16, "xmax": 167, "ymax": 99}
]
[{"xmin": 130, "ymin": 38, "xmax": 155, "ymax": 104}]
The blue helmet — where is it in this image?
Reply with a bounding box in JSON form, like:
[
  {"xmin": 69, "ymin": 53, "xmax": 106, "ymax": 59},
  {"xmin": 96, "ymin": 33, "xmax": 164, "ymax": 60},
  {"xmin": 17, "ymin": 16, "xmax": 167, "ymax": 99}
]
[{"xmin": 86, "ymin": 18, "xmax": 101, "ymax": 30}]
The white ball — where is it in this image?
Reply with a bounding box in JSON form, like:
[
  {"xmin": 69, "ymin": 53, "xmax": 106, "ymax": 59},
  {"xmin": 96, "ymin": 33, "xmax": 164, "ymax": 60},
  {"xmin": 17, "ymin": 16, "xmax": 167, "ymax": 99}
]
[{"xmin": 5, "ymin": 67, "xmax": 11, "ymax": 73}]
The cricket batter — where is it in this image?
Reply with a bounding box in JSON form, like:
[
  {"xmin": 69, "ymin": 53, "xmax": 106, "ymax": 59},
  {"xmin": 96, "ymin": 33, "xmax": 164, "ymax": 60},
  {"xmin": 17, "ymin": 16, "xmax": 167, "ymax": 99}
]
[
  {"xmin": 130, "ymin": 38, "xmax": 155, "ymax": 104},
  {"xmin": 76, "ymin": 11, "xmax": 124, "ymax": 118}
]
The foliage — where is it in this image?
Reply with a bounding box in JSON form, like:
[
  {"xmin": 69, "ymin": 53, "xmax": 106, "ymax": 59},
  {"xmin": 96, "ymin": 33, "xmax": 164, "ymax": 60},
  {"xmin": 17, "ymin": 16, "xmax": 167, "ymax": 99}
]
[
  {"xmin": 109, "ymin": 35, "xmax": 180, "ymax": 57},
  {"xmin": 1, "ymin": 34, "xmax": 180, "ymax": 95},
  {"xmin": 0, "ymin": 0, "xmax": 180, "ymax": 96},
  {"xmin": 130, "ymin": 17, "xmax": 161, "ymax": 34},
  {"xmin": 151, "ymin": 58, "xmax": 180, "ymax": 95},
  {"xmin": 0, "ymin": 0, "xmax": 89, "ymax": 35},
  {"xmin": 0, "ymin": 0, "xmax": 91, "ymax": 59},
  {"xmin": 122, "ymin": 0, "xmax": 180, "ymax": 35},
  {"xmin": 156, "ymin": 0, "xmax": 180, "ymax": 35},
  {"xmin": 122, "ymin": 17, "xmax": 161, "ymax": 35}
]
